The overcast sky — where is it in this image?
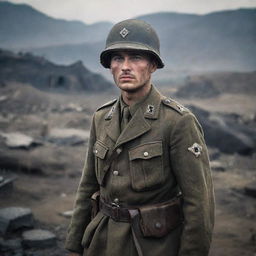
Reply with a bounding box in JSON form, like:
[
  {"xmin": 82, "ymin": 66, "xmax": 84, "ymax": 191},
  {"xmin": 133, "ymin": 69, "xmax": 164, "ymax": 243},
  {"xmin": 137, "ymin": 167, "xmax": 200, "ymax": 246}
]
[{"xmin": 5, "ymin": 0, "xmax": 256, "ymax": 24}]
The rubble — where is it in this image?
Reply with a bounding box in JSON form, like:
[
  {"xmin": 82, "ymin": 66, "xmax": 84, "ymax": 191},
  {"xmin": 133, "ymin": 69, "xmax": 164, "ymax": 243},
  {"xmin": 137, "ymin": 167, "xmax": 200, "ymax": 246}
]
[
  {"xmin": 59, "ymin": 210, "xmax": 73, "ymax": 218},
  {"xmin": 0, "ymin": 238, "xmax": 23, "ymax": 254},
  {"xmin": 0, "ymin": 206, "xmax": 57, "ymax": 254},
  {"xmin": 244, "ymin": 182, "xmax": 256, "ymax": 198},
  {"xmin": 0, "ymin": 175, "xmax": 17, "ymax": 193},
  {"xmin": 210, "ymin": 161, "xmax": 225, "ymax": 172}
]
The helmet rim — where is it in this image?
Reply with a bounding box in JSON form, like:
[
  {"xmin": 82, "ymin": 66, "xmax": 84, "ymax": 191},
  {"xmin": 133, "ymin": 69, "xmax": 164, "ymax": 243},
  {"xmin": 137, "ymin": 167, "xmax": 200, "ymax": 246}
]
[{"xmin": 100, "ymin": 42, "xmax": 164, "ymax": 69}]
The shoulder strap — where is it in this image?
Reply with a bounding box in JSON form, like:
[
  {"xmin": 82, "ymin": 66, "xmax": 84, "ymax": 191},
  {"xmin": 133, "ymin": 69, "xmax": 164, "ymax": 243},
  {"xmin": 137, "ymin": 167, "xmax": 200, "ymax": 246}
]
[
  {"xmin": 96, "ymin": 99, "xmax": 117, "ymax": 112},
  {"xmin": 162, "ymin": 97, "xmax": 188, "ymax": 115}
]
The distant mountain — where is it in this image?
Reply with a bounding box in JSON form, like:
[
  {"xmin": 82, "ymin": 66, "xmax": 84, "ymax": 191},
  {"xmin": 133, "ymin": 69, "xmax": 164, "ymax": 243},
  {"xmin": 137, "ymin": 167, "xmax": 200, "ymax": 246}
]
[
  {"xmin": 30, "ymin": 9, "xmax": 256, "ymax": 74},
  {"xmin": 0, "ymin": 1, "xmax": 112, "ymax": 48},
  {"xmin": 30, "ymin": 41, "xmax": 106, "ymax": 71},
  {"xmin": 0, "ymin": 49, "xmax": 113, "ymax": 92},
  {"xmin": 138, "ymin": 9, "xmax": 256, "ymax": 72},
  {"xmin": 137, "ymin": 12, "xmax": 199, "ymax": 32},
  {"xmin": 0, "ymin": 1, "xmax": 255, "ymax": 74}
]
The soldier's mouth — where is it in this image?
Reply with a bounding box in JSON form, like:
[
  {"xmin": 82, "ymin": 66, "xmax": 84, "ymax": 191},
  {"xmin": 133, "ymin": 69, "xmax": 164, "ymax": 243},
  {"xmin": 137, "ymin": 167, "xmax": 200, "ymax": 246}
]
[{"xmin": 120, "ymin": 76, "xmax": 134, "ymax": 80}]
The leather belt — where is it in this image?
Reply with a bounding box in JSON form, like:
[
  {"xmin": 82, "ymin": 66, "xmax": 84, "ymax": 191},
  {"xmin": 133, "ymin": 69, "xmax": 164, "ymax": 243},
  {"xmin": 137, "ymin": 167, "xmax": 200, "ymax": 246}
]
[
  {"xmin": 99, "ymin": 200, "xmax": 139, "ymax": 222},
  {"xmin": 100, "ymin": 199, "xmax": 143, "ymax": 256},
  {"xmin": 99, "ymin": 196, "xmax": 182, "ymax": 256}
]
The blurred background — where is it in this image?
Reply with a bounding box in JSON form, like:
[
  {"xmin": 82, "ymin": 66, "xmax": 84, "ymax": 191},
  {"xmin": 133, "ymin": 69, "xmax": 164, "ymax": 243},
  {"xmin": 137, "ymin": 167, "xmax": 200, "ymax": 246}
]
[{"xmin": 0, "ymin": 1, "xmax": 255, "ymax": 255}]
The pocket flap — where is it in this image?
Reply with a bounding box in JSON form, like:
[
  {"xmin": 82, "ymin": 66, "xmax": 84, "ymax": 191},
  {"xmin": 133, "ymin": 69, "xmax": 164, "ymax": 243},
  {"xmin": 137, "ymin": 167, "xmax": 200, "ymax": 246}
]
[
  {"xmin": 129, "ymin": 141, "xmax": 163, "ymax": 161},
  {"xmin": 93, "ymin": 141, "xmax": 108, "ymax": 160}
]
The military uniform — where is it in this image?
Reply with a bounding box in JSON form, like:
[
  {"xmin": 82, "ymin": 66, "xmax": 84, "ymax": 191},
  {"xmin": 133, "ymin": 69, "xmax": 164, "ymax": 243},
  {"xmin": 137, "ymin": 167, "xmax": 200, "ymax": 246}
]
[{"xmin": 65, "ymin": 85, "xmax": 215, "ymax": 256}]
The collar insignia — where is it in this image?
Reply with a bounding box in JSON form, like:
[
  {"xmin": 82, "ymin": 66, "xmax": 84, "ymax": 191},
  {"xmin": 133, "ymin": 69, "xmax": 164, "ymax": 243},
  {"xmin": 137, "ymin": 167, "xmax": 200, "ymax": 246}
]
[
  {"xmin": 188, "ymin": 143, "xmax": 202, "ymax": 157},
  {"xmin": 105, "ymin": 105, "xmax": 116, "ymax": 120},
  {"xmin": 146, "ymin": 104, "xmax": 155, "ymax": 114},
  {"xmin": 120, "ymin": 28, "xmax": 129, "ymax": 38}
]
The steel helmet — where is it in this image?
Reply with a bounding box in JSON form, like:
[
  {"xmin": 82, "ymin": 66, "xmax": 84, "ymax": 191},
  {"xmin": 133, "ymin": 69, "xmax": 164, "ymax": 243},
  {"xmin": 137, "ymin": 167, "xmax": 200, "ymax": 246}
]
[{"xmin": 100, "ymin": 19, "xmax": 164, "ymax": 69}]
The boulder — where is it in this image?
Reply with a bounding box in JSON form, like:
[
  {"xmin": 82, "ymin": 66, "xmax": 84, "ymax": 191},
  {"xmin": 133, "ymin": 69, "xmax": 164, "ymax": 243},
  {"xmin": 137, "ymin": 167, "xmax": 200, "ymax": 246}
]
[
  {"xmin": 0, "ymin": 175, "xmax": 17, "ymax": 193},
  {"xmin": 47, "ymin": 128, "xmax": 89, "ymax": 146},
  {"xmin": 0, "ymin": 217, "xmax": 9, "ymax": 236},
  {"xmin": 22, "ymin": 229, "xmax": 56, "ymax": 248},
  {"xmin": 187, "ymin": 105, "xmax": 255, "ymax": 155},
  {"xmin": 0, "ymin": 152, "xmax": 44, "ymax": 174},
  {"xmin": 0, "ymin": 207, "xmax": 34, "ymax": 235},
  {"xmin": 0, "ymin": 132, "xmax": 42, "ymax": 149},
  {"xmin": 0, "ymin": 238, "xmax": 22, "ymax": 253}
]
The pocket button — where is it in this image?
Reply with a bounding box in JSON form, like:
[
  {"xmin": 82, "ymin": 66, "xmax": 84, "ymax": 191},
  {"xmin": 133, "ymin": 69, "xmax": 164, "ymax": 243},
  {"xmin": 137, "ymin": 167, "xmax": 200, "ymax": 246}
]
[
  {"xmin": 155, "ymin": 222, "xmax": 162, "ymax": 229},
  {"xmin": 143, "ymin": 151, "xmax": 149, "ymax": 157},
  {"xmin": 113, "ymin": 170, "xmax": 119, "ymax": 176},
  {"xmin": 116, "ymin": 148, "xmax": 122, "ymax": 154},
  {"xmin": 114, "ymin": 198, "xmax": 119, "ymax": 204}
]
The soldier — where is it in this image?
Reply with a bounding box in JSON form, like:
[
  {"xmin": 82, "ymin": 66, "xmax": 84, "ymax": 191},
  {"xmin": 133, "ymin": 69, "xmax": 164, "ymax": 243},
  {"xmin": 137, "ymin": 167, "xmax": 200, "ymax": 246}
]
[{"xmin": 65, "ymin": 19, "xmax": 215, "ymax": 256}]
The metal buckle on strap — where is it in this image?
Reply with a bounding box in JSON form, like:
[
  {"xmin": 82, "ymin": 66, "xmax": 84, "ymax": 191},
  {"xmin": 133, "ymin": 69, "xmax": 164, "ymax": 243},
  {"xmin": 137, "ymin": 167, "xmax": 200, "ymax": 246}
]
[
  {"xmin": 110, "ymin": 202, "xmax": 120, "ymax": 221},
  {"xmin": 111, "ymin": 202, "xmax": 120, "ymax": 208},
  {"xmin": 100, "ymin": 199, "xmax": 137, "ymax": 222}
]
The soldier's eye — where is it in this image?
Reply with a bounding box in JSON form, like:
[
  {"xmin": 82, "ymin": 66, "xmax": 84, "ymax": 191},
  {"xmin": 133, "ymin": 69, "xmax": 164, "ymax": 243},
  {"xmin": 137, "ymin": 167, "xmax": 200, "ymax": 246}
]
[
  {"xmin": 131, "ymin": 55, "xmax": 142, "ymax": 60},
  {"xmin": 112, "ymin": 56, "xmax": 123, "ymax": 62}
]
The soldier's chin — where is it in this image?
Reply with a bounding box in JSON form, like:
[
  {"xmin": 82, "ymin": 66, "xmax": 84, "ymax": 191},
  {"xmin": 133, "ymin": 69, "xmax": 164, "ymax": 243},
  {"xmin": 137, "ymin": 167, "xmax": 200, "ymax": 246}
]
[{"xmin": 119, "ymin": 84, "xmax": 141, "ymax": 93}]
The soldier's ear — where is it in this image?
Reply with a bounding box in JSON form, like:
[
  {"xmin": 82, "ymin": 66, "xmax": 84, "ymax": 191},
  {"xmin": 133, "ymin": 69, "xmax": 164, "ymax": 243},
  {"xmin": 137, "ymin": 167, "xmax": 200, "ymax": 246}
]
[
  {"xmin": 148, "ymin": 55, "xmax": 157, "ymax": 73},
  {"xmin": 109, "ymin": 61, "xmax": 114, "ymax": 74},
  {"xmin": 150, "ymin": 62, "xmax": 157, "ymax": 73},
  {"xmin": 109, "ymin": 55, "xmax": 114, "ymax": 73}
]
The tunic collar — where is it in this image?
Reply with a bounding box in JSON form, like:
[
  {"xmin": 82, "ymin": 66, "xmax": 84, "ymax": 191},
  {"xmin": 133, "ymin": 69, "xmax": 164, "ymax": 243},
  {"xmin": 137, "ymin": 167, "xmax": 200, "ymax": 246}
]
[
  {"xmin": 119, "ymin": 88, "xmax": 149, "ymax": 117},
  {"xmin": 119, "ymin": 85, "xmax": 161, "ymax": 119},
  {"xmin": 105, "ymin": 84, "xmax": 162, "ymax": 121}
]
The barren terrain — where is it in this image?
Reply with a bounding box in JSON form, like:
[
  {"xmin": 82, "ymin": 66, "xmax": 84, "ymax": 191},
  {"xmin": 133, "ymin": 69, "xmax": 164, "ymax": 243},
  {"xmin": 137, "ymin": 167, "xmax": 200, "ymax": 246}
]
[{"xmin": 0, "ymin": 85, "xmax": 255, "ymax": 256}]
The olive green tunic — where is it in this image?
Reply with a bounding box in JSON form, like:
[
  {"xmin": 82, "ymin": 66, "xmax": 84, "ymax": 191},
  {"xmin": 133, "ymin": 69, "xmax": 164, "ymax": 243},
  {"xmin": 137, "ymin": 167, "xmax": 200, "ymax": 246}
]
[{"xmin": 65, "ymin": 85, "xmax": 215, "ymax": 256}]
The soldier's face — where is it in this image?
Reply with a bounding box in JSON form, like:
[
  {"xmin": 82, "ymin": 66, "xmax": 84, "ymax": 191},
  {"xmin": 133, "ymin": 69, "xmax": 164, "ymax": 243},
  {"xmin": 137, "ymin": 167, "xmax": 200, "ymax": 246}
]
[{"xmin": 110, "ymin": 51, "xmax": 156, "ymax": 93}]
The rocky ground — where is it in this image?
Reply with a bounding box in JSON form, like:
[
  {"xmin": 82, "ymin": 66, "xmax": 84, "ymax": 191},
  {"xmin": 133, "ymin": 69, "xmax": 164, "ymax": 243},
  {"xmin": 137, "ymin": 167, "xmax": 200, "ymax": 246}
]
[{"xmin": 0, "ymin": 84, "xmax": 255, "ymax": 256}]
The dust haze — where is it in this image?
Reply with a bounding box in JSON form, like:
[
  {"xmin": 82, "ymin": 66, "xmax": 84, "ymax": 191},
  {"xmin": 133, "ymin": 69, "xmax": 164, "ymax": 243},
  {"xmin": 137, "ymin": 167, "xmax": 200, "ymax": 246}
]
[{"xmin": 0, "ymin": 2, "xmax": 255, "ymax": 256}]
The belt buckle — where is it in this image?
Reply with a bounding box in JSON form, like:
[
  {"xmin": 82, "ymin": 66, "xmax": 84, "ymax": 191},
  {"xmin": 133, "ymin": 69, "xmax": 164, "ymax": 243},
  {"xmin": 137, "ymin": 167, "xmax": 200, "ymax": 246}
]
[{"xmin": 111, "ymin": 202, "xmax": 120, "ymax": 221}]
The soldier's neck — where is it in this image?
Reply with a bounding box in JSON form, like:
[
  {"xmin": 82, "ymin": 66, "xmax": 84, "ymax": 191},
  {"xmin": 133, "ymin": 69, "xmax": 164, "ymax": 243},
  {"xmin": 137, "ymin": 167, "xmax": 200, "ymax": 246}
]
[{"xmin": 121, "ymin": 83, "xmax": 151, "ymax": 106}]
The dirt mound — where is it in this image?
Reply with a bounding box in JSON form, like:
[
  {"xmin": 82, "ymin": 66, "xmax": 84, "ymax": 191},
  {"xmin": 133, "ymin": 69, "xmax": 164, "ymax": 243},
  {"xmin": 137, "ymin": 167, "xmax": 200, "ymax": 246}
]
[
  {"xmin": 0, "ymin": 49, "xmax": 113, "ymax": 92},
  {"xmin": 0, "ymin": 82, "xmax": 52, "ymax": 114},
  {"xmin": 175, "ymin": 71, "xmax": 256, "ymax": 99}
]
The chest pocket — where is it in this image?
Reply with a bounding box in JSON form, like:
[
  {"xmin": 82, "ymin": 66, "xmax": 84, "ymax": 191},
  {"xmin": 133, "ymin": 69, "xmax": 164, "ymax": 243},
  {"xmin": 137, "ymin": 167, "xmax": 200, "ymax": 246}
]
[
  {"xmin": 129, "ymin": 141, "xmax": 164, "ymax": 191},
  {"xmin": 93, "ymin": 140, "xmax": 109, "ymax": 185}
]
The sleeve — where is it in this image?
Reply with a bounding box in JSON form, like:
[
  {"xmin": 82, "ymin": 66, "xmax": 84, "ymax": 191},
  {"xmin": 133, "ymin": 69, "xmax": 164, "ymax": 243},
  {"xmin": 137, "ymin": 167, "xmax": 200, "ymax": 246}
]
[
  {"xmin": 65, "ymin": 114, "xmax": 100, "ymax": 253},
  {"xmin": 169, "ymin": 112, "xmax": 215, "ymax": 256}
]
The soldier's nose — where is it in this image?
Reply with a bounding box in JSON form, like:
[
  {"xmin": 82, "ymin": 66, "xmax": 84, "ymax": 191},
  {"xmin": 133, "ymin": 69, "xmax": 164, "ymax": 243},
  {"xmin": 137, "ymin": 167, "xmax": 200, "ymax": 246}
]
[{"xmin": 121, "ymin": 58, "xmax": 131, "ymax": 71}]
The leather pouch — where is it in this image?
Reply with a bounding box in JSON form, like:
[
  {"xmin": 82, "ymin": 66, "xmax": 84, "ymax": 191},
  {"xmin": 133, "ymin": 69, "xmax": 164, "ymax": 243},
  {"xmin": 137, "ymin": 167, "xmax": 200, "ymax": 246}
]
[{"xmin": 139, "ymin": 198, "xmax": 183, "ymax": 238}]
